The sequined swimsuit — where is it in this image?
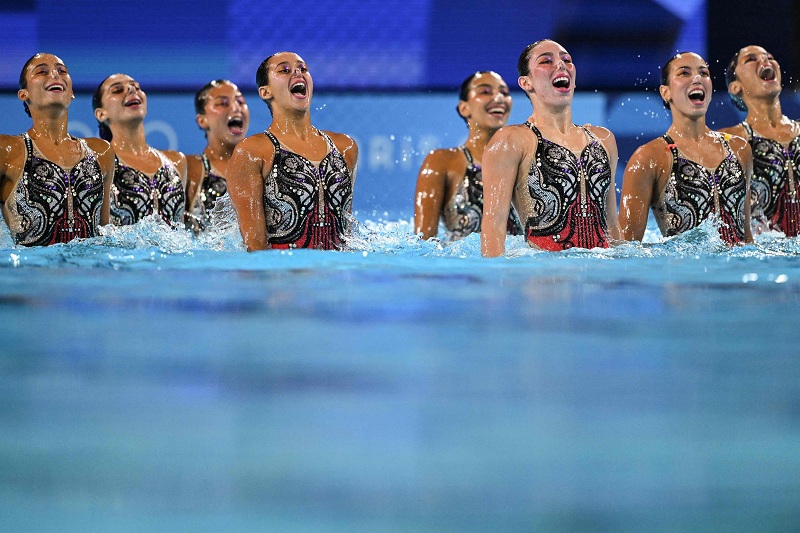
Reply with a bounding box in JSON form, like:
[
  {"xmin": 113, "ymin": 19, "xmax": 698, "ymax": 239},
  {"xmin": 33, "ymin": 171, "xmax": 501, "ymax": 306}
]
[
  {"xmin": 654, "ymin": 133, "xmax": 747, "ymax": 244},
  {"xmin": 198, "ymin": 154, "xmax": 227, "ymax": 212},
  {"xmin": 442, "ymin": 146, "xmax": 522, "ymax": 241},
  {"xmin": 110, "ymin": 152, "xmax": 185, "ymax": 226},
  {"xmin": 263, "ymin": 130, "xmax": 353, "ymax": 249},
  {"xmin": 517, "ymin": 123, "xmax": 612, "ymax": 251},
  {"xmin": 742, "ymin": 121, "xmax": 800, "ymax": 236},
  {"xmin": 3, "ymin": 133, "xmax": 103, "ymax": 246}
]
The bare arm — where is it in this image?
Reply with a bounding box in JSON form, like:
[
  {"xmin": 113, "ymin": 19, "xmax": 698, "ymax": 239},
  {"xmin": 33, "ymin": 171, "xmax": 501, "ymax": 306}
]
[
  {"xmin": 729, "ymin": 135, "xmax": 754, "ymax": 243},
  {"xmin": 619, "ymin": 141, "xmax": 662, "ymax": 241},
  {"xmin": 481, "ymin": 126, "xmax": 526, "ymax": 257},
  {"xmin": 227, "ymin": 136, "xmax": 270, "ymax": 251},
  {"xmin": 327, "ymin": 131, "xmax": 358, "ymax": 213},
  {"xmin": 86, "ymin": 137, "xmax": 115, "ymax": 226},
  {"xmin": 590, "ymin": 126, "xmax": 620, "ymax": 240},
  {"xmin": 413, "ymin": 150, "xmax": 451, "ymax": 239},
  {"xmin": 185, "ymin": 154, "xmax": 204, "ymax": 212}
]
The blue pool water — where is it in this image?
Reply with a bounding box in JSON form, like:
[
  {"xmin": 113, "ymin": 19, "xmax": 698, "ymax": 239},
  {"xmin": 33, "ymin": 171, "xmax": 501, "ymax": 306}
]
[{"xmin": 1, "ymin": 214, "xmax": 800, "ymax": 532}]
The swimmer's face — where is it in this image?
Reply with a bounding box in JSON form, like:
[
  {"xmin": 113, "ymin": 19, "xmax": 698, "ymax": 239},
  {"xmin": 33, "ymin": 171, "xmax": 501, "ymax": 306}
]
[
  {"xmin": 198, "ymin": 81, "xmax": 250, "ymax": 145},
  {"xmin": 518, "ymin": 40, "xmax": 575, "ymax": 104},
  {"xmin": 18, "ymin": 53, "xmax": 74, "ymax": 110},
  {"xmin": 660, "ymin": 52, "xmax": 711, "ymax": 116},
  {"xmin": 95, "ymin": 74, "xmax": 147, "ymax": 125},
  {"xmin": 258, "ymin": 52, "xmax": 313, "ymax": 111},
  {"xmin": 458, "ymin": 72, "xmax": 512, "ymax": 130},
  {"xmin": 731, "ymin": 45, "xmax": 781, "ymax": 101}
]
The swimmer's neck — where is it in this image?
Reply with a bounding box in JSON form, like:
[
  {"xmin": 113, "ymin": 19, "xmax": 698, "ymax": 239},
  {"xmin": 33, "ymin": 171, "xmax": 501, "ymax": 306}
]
[
  {"xmin": 529, "ymin": 105, "xmax": 574, "ymax": 135},
  {"xmin": 204, "ymin": 141, "xmax": 235, "ymax": 163},
  {"xmin": 668, "ymin": 114, "xmax": 710, "ymax": 142},
  {"xmin": 746, "ymin": 96, "xmax": 787, "ymax": 129},
  {"xmin": 28, "ymin": 111, "xmax": 71, "ymax": 145},
  {"xmin": 464, "ymin": 125, "xmax": 499, "ymax": 154},
  {"xmin": 110, "ymin": 122, "xmax": 151, "ymax": 156},
  {"xmin": 269, "ymin": 112, "xmax": 316, "ymax": 140}
]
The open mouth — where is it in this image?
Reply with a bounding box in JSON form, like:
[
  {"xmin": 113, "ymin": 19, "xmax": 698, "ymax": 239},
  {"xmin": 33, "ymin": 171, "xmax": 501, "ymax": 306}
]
[
  {"xmin": 552, "ymin": 75, "xmax": 570, "ymax": 90},
  {"xmin": 688, "ymin": 88, "xmax": 705, "ymax": 103},
  {"xmin": 290, "ymin": 81, "xmax": 307, "ymax": 97},
  {"xmin": 227, "ymin": 117, "xmax": 245, "ymax": 135},
  {"xmin": 486, "ymin": 105, "xmax": 508, "ymax": 117},
  {"xmin": 124, "ymin": 98, "xmax": 142, "ymax": 107},
  {"xmin": 45, "ymin": 84, "xmax": 65, "ymax": 92},
  {"xmin": 759, "ymin": 66, "xmax": 776, "ymax": 81}
]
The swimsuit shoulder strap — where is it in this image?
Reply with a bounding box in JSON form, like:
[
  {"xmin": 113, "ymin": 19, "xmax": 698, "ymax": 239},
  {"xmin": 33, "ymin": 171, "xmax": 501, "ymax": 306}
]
[
  {"xmin": 264, "ymin": 130, "xmax": 281, "ymax": 151},
  {"xmin": 459, "ymin": 145, "xmax": 474, "ymax": 164},
  {"xmin": 741, "ymin": 121, "xmax": 754, "ymax": 140},
  {"xmin": 201, "ymin": 153, "xmax": 212, "ymax": 175}
]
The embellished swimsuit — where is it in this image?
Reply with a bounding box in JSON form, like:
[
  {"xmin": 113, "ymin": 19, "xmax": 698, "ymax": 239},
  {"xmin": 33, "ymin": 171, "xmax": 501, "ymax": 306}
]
[
  {"xmin": 3, "ymin": 133, "xmax": 104, "ymax": 246},
  {"xmin": 110, "ymin": 152, "xmax": 185, "ymax": 226},
  {"xmin": 442, "ymin": 146, "xmax": 522, "ymax": 241},
  {"xmin": 654, "ymin": 133, "xmax": 747, "ymax": 245},
  {"xmin": 515, "ymin": 123, "xmax": 612, "ymax": 251},
  {"xmin": 742, "ymin": 121, "xmax": 800, "ymax": 236},
  {"xmin": 263, "ymin": 130, "xmax": 353, "ymax": 249},
  {"xmin": 198, "ymin": 154, "xmax": 227, "ymax": 212}
]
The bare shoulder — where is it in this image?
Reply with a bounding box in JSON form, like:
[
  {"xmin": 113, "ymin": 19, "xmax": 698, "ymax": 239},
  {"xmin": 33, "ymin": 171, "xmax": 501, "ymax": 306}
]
[
  {"xmin": 585, "ymin": 124, "xmax": 616, "ymax": 143},
  {"xmin": 722, "ymin": 132, "xmax": 749, "ymax": 152},
  {"xmin": 423, "ymin": 146, "xmax": 463, "ymax": 166},
  {"xmin": 161, "ymin": 149, "xmax": 186, "ymax": 167},
  {"xmin": 83, "ymin": 137, "xmax": 112, "ymax": 157},
  {"xmin": 323, "ymin": 130, "xmax": 358, "ymax": 153},
  {"xmin": 234, "ymin": 132, "xmax": 273, "ymax": 158},
  {"xmin": 718, "ymin": 123, "xmax": 746, "ymax": 138},
  {"xmin": 487, "ymin": 123, "xmax": 535, "ymax": 153},
  {"xmin": 186, "ymin": 154, "xmax": 204, "ymax": 176}
]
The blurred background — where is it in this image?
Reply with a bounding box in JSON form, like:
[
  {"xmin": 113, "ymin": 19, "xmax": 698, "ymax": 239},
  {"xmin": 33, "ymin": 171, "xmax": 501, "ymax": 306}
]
[{"xmin": 0, "ymin": 0, "xmax": 798, "ymax": 218}]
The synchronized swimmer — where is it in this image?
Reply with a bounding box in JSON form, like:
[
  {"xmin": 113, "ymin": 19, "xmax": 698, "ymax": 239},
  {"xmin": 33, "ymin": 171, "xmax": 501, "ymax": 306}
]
[{"xmin": 0, "ymin": 44, "xmax": 792, "ymax": 253}]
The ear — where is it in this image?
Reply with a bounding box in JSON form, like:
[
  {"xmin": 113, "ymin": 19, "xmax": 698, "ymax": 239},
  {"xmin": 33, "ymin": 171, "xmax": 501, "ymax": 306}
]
[
  {"xmin": 728, "ymin": 80, "xmax": 743, "ymax": 99},
  {"xmin": 17, "ymin": 89, "xmax": 28, "ymax": 103},
  {"xmin": 659, "ymin": 84, "xmax": 670, "ymax": 106},
  {"xmin": 196, "ymin": 114, "xmax": 208, "ymax": 130},
  {"xmin": 456, "ymin": 100, "xmax": 470, "ymax": 120},
  {"xmin": 258, "ymin": 85, "xmax": 272, "ymax": 102},
  {"xmin": 94, "ymin": 107, "xmax": 108, "ymax": 123},
  {"xmin": 518, "ymin": 75, "xmax": 533, "ymax": 93}
]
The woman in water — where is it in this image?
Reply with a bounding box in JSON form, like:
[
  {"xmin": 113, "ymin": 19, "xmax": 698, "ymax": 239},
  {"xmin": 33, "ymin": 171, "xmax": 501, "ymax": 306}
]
[
  {"xmin": 720, "ymin": 45, "xmax": 799, "ymax": 236},
  {"xmin": 619, "ymin": 52, "xmax": 753, "ymax": 244},
  {"xmin": 227, "ymin": 51, "xmax": 358, "ymax": 251},
  {"xmin": 185, "ymin": 79, "xmax": 250, "ymax": 228},
  {"xmin": 92, "ymin": 73, "xmax": 187, "ymax": 227},
  {"xmin": 481, "ymin": 39, "xmax": 619, "ymax": 256},
  {"xmin": 0, "ymin": 52, "xmax": 114, "ymax": 246},
  {"xmin": 414, "ymin": 71, "xmax": 522, "ymax": 241}
]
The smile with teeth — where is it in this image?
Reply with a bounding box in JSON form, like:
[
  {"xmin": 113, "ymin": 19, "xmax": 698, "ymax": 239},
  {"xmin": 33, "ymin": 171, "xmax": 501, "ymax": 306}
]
[
  {"xmin": 487, "ymin": 105, "xmax": 507, "ymax": 115},
  {"xmin": 688, "ymin": 88, "xmax": 705, "ymax": 103},
  {"xmin": 290, "ymin": 81, "xmax": 307, "ymax": 96},
  {"xmin": 46, "ymin": 84, "xmax": 65, "ymax": 92},
  {"xmin": 552, "ymin": 75, "xmax": 570, "ymax": 89},
  {"xmin": 124, "ymin": 98, "xmax": 142, "ymax": 107}
]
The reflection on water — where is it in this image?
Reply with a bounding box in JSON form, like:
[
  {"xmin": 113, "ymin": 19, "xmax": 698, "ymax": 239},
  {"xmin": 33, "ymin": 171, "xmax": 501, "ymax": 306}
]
[{"xmin": 1, "ymin": 217, "xmax": 800, "ymax": 532}]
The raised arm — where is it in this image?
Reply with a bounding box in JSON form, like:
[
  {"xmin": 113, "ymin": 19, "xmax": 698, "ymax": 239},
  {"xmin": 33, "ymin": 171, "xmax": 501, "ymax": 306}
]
[
  {"xmin": 413, "ymin": 150, "xmax": 451, "ymax": 239},
  {"xmin": 619, "ymin": 141, "xmax": 661, "ymax": 241},
  {"xmin": 227, "ymin": 136, "xmax": 270, "ymax": 251},
  {"xmin": 481, "ymin": 126, "xmax": 526, "ymax": 257}
]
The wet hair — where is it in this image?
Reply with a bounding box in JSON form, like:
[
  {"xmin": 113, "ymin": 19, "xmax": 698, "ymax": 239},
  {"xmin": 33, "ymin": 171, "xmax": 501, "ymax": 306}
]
[
  {"xmin": 255, "ymin": 53, "xmax": 280, "ymax": 115},
  {"xmin": 456, "ymin": 70, "xmax": 493, "ymax": 122},
  {"xmin": 18, "ymin": 52, "xmax": 55, "ymax": 118},
  {"xmin": 659, "ymin": 51, "xmax": 707, "ymax": 110},
  {"xmin": 195, "ymin": 79, "xmax": 230, "ymax": 115},
  {"xmin": 725, "ymin": 49, "xmax": 748, "ymax": 112},
  {"xmin": 517, "ymin": 39, "xmax": 551, "ymax": 77},
  {"xmin": 91, "ymin": 75, "xmax": 115, "ymax": 141}
]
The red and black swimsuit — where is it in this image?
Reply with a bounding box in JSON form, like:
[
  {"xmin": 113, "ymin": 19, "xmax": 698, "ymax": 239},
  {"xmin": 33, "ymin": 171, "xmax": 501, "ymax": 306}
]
[
  {"xmin": 523, "ymin": 123, "xmax": 612, "ymax": 251},
  {"xmin": 654, "ymin": 133, "xmax": 747, "ymax": 245},
  {"xmin": 742, "ymin": 121, "xmax": 800, "ymax": 236},
  {"xmin": 4, "ymin": 133, "xmax": 104, "ymax": 246},
  {"xmin": 263, "ymin": 130, "xmax": 353, "ymax": 250}
]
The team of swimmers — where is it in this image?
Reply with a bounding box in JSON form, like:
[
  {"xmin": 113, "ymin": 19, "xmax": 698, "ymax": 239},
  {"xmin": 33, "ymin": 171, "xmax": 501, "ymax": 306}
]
[{"xmin": 0, "ymin": 41, "xmax": 795, "ymax": 255}]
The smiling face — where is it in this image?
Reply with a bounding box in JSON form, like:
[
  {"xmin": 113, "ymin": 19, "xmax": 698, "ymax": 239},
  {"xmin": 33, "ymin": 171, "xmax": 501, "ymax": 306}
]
[
  {"xmin": 18, "ymin": 53, "xmax": 74, "ymax": 113},
  {"xmin": 197, "ymin": 81, "xmax": 250, "ymax": 145},
  {"xmin": 94, "ymin": 74, "xmax": 148, "ymax": 127},
  {"xmin": 258, "ymin": 52, "xmax": 313, "ymax": 113},
  {"xmin": 729, "ymin": 45, "xmax": 782, "ymax": 105},
  {"xmin": 457, "ymin": 71, "xmax": 512, "ymax": 130},
  {"xmin": 660, "ymin": 52, "xmax": 711, "ymax": 116},
  {"xmin": 517, "ymin": 40, "xmax": 575, "ymax": 106}
]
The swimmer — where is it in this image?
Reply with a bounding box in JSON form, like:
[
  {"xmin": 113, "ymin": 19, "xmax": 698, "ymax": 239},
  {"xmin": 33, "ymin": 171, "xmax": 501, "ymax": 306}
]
[
  {"xmin": 481, "ymin": 39, "xmax": 619, "ymax": 256},
  {"xmin": 227, "ymin": 51, "xmax": 358, "ymax": 251},
  {"xmin": 185, "ymin": 80, "xmax": 250, "ymax": 229},
  {"xmin": 414, "ymin": 71, "xmax": 522, "ymax": 241},
  {"xmin": 720, "ymin": 45, "xmax": 799, "ymax": 236},
  {"xmin": 0, "ymin": 53, "xmax": 114, "ymax": 246},
  {"xmin": 93, "ymin": 73, "xmax": 187, "ymax": 226},
  {"xmin": 619, "ymin": 52, "xmax": 753, "ymax": 244}
]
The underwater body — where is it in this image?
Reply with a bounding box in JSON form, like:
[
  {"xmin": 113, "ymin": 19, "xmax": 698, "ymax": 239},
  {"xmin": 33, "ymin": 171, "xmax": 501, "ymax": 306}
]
[{"xmin": 2, "ymin": 208, "xmax": 800, "ymax": 532}]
